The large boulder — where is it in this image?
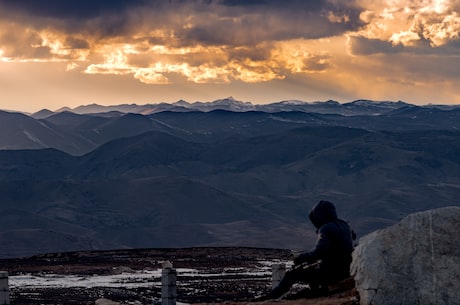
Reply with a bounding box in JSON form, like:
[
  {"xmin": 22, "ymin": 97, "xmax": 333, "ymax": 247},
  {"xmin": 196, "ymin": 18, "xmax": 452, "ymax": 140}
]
[{"xmin": 351, "ymin": 206, "xmax": 460, "ymax": 305}]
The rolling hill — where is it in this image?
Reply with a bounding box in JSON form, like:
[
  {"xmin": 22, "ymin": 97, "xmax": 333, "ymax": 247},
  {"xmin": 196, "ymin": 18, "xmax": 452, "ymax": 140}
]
[{"xmin": 1, "ymin": 100, "xmax": 460, "ymax": 257}]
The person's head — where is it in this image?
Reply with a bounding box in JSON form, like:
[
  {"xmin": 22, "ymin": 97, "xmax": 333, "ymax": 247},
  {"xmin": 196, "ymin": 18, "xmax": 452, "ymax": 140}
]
[{"xmin": 309, "ymin": 200, "xmax": 338, "ymax": 229}]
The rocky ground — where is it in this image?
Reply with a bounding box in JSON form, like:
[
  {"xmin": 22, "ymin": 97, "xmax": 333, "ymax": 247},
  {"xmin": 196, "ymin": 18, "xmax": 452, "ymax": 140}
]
[{"xmin": 0, "ymin": 247, "xmax": 356, "ymax": 305}]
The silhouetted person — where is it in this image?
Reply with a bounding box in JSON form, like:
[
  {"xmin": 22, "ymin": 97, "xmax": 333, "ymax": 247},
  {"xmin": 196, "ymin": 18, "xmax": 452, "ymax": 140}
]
[{"xmin": 261, "ymin": 200, "xmax": 355, "ymax": 300}]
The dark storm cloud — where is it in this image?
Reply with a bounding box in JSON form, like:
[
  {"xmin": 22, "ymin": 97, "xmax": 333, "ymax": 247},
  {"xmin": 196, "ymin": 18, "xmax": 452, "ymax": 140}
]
[
  {"xmin": 0, "ymin": 0, "xmax": 147, "ymax": 40},
  {"xmin": 0, "ymin": 0, "xmax": 146, "ymax": 19},
  {"xmin": 222, "ymin": 0, "xmax": 268, "ymax": 5},
  {"xmin": 221, "ymin": 0, "xmax": 333, "ymax": 10},
  {"xmin": 349, "ymin": 36, "xmax": 460, "ymax": 56},
  {"xmin": 168, "ymin": 0, "xmax": 366, "ymax": 47},
  {"xmin": 349, "ymin": 36, "xmax": 404, "ymax": 55},
  {"xmin": 0, "ymin": 0, "xmax": 365, "ymax": 43}
]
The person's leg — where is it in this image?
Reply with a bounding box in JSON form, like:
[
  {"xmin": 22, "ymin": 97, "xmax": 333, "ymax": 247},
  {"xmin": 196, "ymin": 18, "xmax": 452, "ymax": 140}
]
[
  {"xmin": 265, "ymin": 264, "xmax": 318, "ymax": 299},
  {"xmin": 267, "ymin": 269, "xmax": 298, "ymax": 298},
  {"xmin": 282, "ymin": 266, "xmax": 331, "ymax": 300}
]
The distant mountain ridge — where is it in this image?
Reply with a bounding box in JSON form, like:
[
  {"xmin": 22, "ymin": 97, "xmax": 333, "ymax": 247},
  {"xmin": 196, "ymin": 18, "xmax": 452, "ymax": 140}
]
[
  {"xmin": 44, "ymin": 98, "xmax": 460, "ymax": 117},
  {"xmin": 1, "ymin": 99, "xmax": 460, "ymax": 156},
  {"xmin": 48, "ymin": 98, "xmax": 416, "ymax": 116}
]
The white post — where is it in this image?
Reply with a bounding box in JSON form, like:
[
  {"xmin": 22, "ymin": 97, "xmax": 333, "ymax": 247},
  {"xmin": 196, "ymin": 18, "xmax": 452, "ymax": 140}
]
[
  {"xmin": 0, "ymin": 271, "xmax": 9, "ymax": 305},
  {"xmin": 161, "ymin": 261, "xmax": 176, "ymax": 305},
  {"xmin": 271, "ymin": 263, "xmax": 286, "ymax": 289}
]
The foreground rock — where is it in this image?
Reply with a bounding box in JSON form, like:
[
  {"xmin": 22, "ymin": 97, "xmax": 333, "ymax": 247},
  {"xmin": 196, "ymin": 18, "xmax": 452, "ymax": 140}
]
[{"xmin": 351, "ymin": 206, "xmax": 460, "ymax": 305}]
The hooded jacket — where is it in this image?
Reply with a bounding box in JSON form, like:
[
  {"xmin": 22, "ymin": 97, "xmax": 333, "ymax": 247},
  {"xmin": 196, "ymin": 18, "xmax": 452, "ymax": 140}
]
[{"xmin": 295, "ymin": 200, "xmax": 355, "ymax": 281}]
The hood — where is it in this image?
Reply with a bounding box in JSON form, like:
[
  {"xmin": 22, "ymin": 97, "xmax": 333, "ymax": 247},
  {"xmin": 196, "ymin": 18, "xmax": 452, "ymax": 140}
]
[{"xmin": 309, "ymin": 200, "xmax": 338, "ymax": 229}]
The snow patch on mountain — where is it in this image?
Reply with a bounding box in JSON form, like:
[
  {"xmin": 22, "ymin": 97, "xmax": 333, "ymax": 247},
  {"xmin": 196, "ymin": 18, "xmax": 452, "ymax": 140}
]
[{"xmin": 23, "ymin": 130, "xmax": 45, "ymax": 146}]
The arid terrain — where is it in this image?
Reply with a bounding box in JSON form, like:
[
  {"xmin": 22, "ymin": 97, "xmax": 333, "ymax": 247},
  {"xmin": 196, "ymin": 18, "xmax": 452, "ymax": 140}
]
[
  {"xmin": 0, "ymin": 247, "xmax": 355, "ymax": 305},
  {"xmin": 3, "ymin": 101, "xmax": 460, "ymax": 259}
]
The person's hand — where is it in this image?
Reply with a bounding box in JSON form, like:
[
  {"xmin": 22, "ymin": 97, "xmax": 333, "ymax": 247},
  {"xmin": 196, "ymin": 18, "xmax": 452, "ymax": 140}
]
[
  {"xmin": 293, "ymin": 253, "xmax": 308, "ymax": 266},
  {"xmin": 293, "ymin": 255, "xmax": 303, "ymax": 266}
]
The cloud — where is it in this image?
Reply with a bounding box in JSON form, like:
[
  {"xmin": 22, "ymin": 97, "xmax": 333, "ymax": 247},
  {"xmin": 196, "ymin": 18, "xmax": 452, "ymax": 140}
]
[
  {"xmin": 348, "ymin": 36, "xmax": 404, "ymax": 55},
  {"xmin": 349, "ymin": 33, "xmax": 460, "ymax": 56},
  {"xmin": 82, "ymin": 39, "xmax": 332, "ymax": 84},
  {"xmin": 0, "ymin": 0, "xmax": 359, "ymax": 84},
  {"xmin": 1, "ymin": 0, "xmax": 458, "ymax": 90},
  {"xmin": 0, "ymin": 0, "xmax": 365, "ymax": 46},
  {"xmin": 0, "ymin": 0, "xmax": 145, "ymax": 19},
  {"xmin": 354, "ymin": 0, "xmax": 460, "ymax": 53}
]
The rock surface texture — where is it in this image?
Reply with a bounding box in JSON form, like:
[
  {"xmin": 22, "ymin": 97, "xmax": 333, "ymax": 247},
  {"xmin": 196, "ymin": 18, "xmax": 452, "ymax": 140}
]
[{"xmin": 351, "ymin": 206, "xmax": 460, "ymax": 305}]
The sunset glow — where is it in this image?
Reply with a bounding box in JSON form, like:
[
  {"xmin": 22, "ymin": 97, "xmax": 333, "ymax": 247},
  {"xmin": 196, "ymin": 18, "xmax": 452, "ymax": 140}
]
[{"xmin": 0, "ymin": 0, "xmax": 459, "ymax": 111}]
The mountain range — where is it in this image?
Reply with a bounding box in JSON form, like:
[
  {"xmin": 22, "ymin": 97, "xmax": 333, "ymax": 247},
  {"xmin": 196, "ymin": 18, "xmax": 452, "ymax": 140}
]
[{"xmin": 1, "ymin": 98, "xmax": 460, "ymax": 257}]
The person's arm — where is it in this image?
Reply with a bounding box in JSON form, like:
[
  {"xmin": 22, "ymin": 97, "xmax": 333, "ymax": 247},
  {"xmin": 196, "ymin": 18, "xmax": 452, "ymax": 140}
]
[
  {"xmin": 294, "ymin": 225, "xmax": 333, "ymax": 265},
  {"xmin": 293, "ymin": 251, "xmax": 314, "ymax": 265}
]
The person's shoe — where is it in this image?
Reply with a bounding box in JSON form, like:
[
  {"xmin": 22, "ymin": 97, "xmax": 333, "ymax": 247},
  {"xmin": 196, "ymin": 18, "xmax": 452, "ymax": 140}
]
[
  {"xmin": 251, "ymin": 295, "xmax": 271, "ymax": 302},
  {"xmin": 284, "ymin": 286, "xmax": 329, "ymax": 300},
  {"xmin": 251, "ymin": 290, "xmax": 285, "ymax": 302}
]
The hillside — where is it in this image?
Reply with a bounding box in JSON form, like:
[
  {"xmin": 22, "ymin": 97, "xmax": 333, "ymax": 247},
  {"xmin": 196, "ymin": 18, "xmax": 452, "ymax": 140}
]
[
  {"xmin": 3, "ymin": 99, "xmax": 460, "ymax": 156},
  {"xmin": 1, "ymin": 100, "xmax": 460, "ymax": 257}
]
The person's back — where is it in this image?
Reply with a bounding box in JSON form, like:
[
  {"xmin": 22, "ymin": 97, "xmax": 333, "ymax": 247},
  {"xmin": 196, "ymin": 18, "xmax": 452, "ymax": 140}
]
[
  {"xmin": 303, "ymin": 200, "xmax": 355, "ymax": 283},
  {"xmin": 315, "ymin": 217, "xmax": 354, "ymax": 282}
]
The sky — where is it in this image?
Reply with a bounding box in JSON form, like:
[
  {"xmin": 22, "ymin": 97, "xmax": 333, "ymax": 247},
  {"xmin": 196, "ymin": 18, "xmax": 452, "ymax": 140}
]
[{"xmin": 0, "ymin": 0, "xmax": 459, "ymax": 112}]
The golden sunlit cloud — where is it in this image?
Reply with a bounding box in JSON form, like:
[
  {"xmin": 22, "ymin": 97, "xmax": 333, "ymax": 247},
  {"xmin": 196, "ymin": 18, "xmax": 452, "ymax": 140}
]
[
  {"xmin": 81, "ymin": 38, "xmax": 331, "ymax": 85},
  {"xmin": 133, "ymin": 69, "xmax": 170, "ymax": 84},
  {"xmin": 355, "ymin": 0, "xmax": 459, "ymax": 48},
  {"xmin": 0, "ymin": 0, "xmax": 363, "ymax": 85}
]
